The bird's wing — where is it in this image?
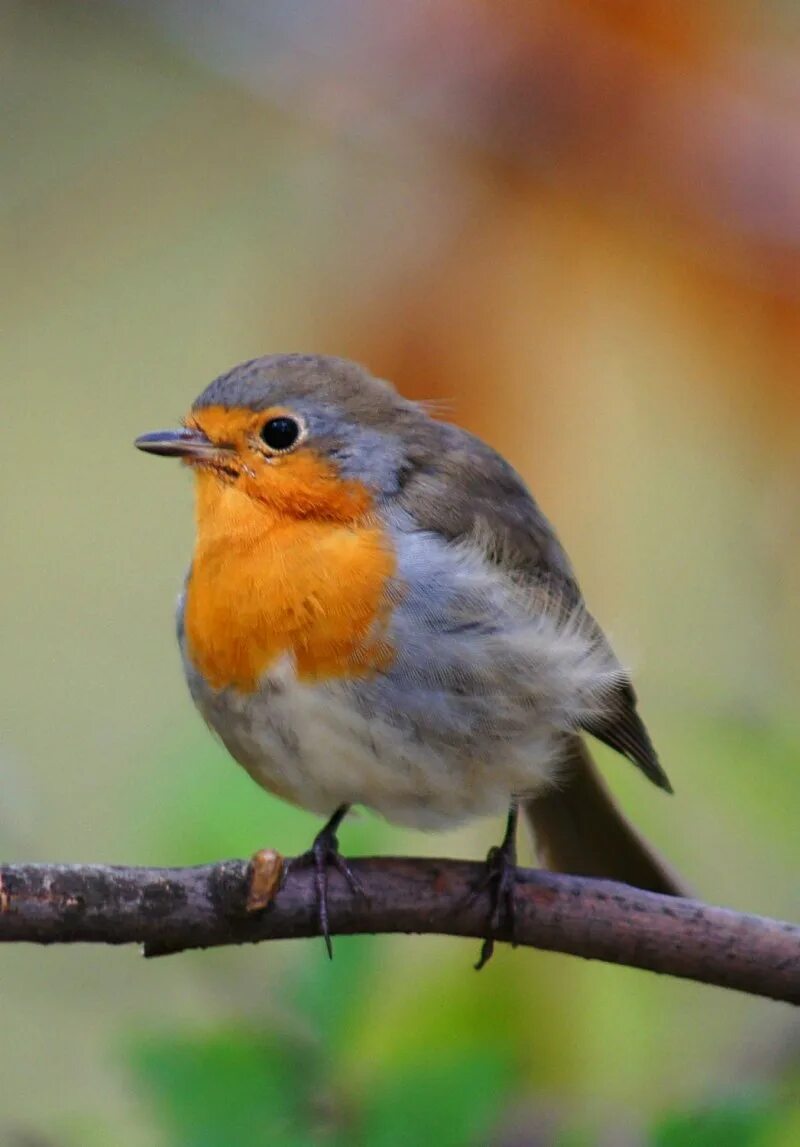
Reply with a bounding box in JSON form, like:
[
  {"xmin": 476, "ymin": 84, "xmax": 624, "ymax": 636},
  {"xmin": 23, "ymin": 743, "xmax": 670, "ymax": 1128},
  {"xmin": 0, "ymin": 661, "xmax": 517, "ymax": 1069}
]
[{"xmin": 394, "ymin": 420, "xmax": 672, "ymax": 792}]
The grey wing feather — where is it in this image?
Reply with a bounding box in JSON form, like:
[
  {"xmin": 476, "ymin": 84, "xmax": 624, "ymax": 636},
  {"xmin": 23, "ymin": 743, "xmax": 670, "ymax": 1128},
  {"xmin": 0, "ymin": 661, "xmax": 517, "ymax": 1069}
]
[
  {"xmin": 394, "ymin": 419, "xmax": 673, "ymax": 792},
  {"xmin": 396, "ymin": 421, "xmax": 580, "ymax": 593},
  {"xmin": 581, "ymin": 681, "xmax": 672, "ymax": 792}
]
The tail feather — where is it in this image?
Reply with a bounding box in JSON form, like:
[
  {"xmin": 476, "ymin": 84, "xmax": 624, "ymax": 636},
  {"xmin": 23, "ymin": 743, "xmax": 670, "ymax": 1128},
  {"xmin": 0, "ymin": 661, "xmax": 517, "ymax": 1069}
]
[{"xmin": 526, "ymin": 737, "xmax": 687, "ymax": 897}]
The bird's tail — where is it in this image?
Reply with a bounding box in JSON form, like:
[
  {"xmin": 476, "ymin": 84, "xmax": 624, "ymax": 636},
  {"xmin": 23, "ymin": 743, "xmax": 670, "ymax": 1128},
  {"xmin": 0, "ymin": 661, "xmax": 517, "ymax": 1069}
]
[{"xmin": 525, "ymin": 737, "xmax": 687, "ymax": 897}]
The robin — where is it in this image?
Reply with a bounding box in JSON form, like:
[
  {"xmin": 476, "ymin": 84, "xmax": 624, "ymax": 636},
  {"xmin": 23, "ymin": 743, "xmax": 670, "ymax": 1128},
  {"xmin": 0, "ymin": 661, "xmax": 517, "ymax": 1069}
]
[{"xmin": 136, "ymin": 354, "xmax": 683, "ymax": 965}]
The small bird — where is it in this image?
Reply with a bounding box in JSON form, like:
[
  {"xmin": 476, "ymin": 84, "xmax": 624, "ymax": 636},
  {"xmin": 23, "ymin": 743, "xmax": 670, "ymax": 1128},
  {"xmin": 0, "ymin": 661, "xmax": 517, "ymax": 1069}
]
[{"xmin": 136, "ymin": 354, "xmax": 683, "ymax": 964}]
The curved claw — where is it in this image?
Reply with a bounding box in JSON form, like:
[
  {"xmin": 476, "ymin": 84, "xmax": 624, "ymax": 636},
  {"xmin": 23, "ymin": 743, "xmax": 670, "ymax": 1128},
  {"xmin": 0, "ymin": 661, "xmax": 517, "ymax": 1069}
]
[
  {"xmin": 473, "ymin": 844, "xmax": 518, "ymax": 970},
  {"xmin": 471, "ymin": 799, "xmax": 520, "ymax": 970},
  {"xmin": 292, "ymin": 805, "xmax": 366, "ymax": 957}
]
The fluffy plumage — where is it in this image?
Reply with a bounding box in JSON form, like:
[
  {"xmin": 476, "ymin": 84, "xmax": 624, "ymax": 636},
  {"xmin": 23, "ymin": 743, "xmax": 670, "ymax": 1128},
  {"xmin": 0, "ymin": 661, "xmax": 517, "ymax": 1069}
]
[{"xmin": 153, "ymin": 354, "xmax": 681, "ymax": 894}]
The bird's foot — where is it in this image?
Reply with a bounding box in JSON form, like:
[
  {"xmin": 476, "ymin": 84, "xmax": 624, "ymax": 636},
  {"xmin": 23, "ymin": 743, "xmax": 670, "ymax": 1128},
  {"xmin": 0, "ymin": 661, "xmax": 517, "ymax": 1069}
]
[
  {"xmin": 291, "ymin": 805, "xmax": 365, "ymax": 958},
  {"xmin": 470, "ymin": 800, "xmax": 519, "ymax": 970}
]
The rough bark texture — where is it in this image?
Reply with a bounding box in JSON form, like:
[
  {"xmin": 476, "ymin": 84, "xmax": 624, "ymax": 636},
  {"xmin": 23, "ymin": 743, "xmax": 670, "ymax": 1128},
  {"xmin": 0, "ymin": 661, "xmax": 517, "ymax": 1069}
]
[{"xmin": 0, "ymin": 858, "xmax": 797, "ymax": 1004}]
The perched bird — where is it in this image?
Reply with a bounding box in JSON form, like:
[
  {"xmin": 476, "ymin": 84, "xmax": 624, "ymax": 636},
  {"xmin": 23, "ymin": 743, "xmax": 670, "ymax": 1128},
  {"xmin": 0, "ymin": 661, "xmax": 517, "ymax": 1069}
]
[{"xmin": 136, "ymin": 354, "xmax": 683, "ymax": 964}]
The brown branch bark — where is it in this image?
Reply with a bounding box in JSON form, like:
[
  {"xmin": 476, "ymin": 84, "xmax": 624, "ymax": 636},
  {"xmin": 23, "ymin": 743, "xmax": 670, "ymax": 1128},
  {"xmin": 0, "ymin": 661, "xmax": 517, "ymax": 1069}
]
[{"xmin": 0, "ymin": 857, "xmax": 797, "ymax": 1004}]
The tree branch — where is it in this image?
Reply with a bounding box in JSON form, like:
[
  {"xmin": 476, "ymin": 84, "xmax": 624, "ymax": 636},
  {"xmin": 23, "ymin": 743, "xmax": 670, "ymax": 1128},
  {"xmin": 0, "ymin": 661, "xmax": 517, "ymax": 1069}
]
[{"xmin": 0, "ymin": 857, "xmax": 797, "ymax": 1004}]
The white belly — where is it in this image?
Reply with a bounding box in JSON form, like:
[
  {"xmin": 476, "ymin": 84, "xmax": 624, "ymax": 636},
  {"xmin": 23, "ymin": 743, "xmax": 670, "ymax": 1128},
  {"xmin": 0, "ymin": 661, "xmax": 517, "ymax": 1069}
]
[
  {"xmin": 188, "ymin": 656, "xmax": 561, "ymax": 830},
  {"xmin": 178, "ymin": 527, "xmax": 625, "ymax": 830}
]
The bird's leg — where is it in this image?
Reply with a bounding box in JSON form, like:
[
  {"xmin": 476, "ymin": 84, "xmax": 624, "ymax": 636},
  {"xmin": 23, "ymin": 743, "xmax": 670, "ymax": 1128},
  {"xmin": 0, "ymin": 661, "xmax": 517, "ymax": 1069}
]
[
  {"xmin": 472, "ymin": 798, "xmax": 520, "ymax": 970},
  {"xmin": 293, "ymin": 804, "xmax": 365, "ymax": 958}
]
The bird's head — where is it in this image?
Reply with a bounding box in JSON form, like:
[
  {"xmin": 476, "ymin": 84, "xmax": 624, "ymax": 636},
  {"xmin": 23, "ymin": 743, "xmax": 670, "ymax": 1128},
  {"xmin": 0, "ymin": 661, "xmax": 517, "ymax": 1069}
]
[{"xmin": 135, "ymin": 355, "xmax": 425, "ymax": 523}]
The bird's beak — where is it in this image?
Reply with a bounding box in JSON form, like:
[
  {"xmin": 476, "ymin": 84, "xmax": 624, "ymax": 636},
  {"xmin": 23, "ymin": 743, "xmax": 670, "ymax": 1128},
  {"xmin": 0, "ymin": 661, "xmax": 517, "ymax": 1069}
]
[{"xmin": 134, "ymin": 427, "xmax": 223, "ymax": 460}]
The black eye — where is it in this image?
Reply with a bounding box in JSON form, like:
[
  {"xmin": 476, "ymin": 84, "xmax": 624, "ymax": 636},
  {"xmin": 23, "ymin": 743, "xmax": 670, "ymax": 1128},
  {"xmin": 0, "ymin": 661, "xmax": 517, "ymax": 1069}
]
[{"xmin": 260, "ymin": 416, "xmax": 301, "ymax": 452}]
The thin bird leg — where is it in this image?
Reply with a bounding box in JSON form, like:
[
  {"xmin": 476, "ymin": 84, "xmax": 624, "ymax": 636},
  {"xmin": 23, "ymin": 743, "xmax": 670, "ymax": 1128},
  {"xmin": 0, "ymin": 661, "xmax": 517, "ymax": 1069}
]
[
  {"xmin": 292, "ymin": 804, "xmax": 366, "ymax": 958},
  {"xmin": 473, "ymin": 797, "xmax": 520, "ymax": 971}
]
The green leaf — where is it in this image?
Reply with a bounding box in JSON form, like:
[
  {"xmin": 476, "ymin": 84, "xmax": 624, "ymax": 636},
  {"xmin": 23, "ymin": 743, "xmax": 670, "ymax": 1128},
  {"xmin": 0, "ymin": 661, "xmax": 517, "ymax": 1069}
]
[
  {"xmin": 130, "ymin": 1028, "xmax": 312, "ymax": 1147},
  {"xmin": 357, "ymin": 1051, "xmax": 513, "ymax": 1147},
  {"xmin": 652, "ymin": 1094, "xmax": 779, "ymax": 1147}
]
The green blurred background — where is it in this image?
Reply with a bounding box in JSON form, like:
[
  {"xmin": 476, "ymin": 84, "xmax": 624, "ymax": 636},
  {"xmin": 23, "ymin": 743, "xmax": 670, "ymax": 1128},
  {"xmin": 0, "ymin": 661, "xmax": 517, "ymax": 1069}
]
[{"xmin": 2, "ymin": 2, "xmax": 799, "ymax": 1143}]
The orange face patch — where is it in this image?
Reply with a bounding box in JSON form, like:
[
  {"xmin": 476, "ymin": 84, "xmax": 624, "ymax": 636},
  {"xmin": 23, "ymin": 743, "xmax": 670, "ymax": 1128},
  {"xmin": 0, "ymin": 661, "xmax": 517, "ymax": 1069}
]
[
  {"xmin": 186, "ymin": 405, "xmax": 373, "ymax": 522},
  {"xmin": 182, "ymin": 406, "xmax": 396, "ymax": 692}
]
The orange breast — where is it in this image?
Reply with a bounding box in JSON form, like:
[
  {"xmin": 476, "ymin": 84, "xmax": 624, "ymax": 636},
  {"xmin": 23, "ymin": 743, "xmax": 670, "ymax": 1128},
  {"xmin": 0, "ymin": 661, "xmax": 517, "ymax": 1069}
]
[{"xmin": 183, "ymin": 473, "xmax": 396, "ymax": 692}]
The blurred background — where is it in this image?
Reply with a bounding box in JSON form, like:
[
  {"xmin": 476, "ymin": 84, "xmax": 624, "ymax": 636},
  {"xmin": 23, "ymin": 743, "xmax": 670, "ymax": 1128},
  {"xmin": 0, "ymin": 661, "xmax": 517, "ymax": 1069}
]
[{"xmin": 2, "ymin": 1, "xmax": 799, "ymax": 1143}]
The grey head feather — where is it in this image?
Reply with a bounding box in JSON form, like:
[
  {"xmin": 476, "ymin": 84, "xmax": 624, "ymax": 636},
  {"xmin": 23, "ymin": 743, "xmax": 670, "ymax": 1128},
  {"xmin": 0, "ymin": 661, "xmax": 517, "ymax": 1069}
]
[{"xmin": 194, "ymin": 354, "xmax": 407, "ymax": 422}]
